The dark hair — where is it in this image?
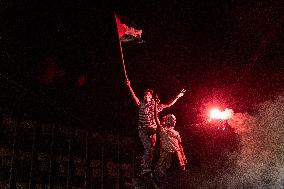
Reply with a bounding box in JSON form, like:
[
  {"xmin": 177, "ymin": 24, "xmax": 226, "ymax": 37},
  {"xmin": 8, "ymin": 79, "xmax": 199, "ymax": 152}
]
[
  {"xmin": 163, "ymin": 114, "xmax": 176, "ymax": 127},
  {"xmin": 144, "ymin": 88, "xmax": 154, "ymax": 96}
]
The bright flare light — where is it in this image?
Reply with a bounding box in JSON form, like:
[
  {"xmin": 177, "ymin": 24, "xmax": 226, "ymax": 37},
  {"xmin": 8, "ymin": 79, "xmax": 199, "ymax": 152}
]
[{"xmin": 209, "ymin": 108, "xmax": 233, "ymax": 120}]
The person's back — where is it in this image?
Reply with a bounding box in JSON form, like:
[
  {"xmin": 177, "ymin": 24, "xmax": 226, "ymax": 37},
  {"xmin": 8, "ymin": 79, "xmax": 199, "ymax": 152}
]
[{"xmin": 160, "ymin": 126, "xmax": 181, "ymax": 153}]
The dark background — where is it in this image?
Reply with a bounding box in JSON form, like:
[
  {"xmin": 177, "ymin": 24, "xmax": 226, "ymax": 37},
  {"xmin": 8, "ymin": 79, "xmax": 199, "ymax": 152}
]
[{"xmin": 0, "ymin": 0, "xmax": 283, "ymax": 132}]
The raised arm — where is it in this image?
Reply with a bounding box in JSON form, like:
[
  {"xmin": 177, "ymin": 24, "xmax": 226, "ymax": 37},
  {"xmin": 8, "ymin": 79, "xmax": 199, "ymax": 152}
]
[
  {"xmin": 126, "ymin": 79, "xmax": 140, "ymax": 106},
  {"xmin": 162, "ymin": 89, "xmax": 186, "ymax": 109}
]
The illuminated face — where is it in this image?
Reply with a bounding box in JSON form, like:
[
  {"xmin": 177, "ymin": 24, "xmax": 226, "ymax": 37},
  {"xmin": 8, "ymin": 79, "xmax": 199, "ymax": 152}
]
[
  {"xmin": 144, "ymin": 92, "xmax": 152, "ymax": 102},
  {"xmin": 162, "ymin": 114, "xmax": 176, "ymax": 128},
  {"xmin": 169, "ymin": 115, "xmax": 177, "ymax": 126}
]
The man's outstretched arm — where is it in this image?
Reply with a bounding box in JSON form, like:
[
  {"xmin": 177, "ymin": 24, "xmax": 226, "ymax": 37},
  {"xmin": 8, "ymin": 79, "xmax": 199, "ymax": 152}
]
[{"xmin": 162, "ymin": 89, "xmax": 186, "ymax": 109}]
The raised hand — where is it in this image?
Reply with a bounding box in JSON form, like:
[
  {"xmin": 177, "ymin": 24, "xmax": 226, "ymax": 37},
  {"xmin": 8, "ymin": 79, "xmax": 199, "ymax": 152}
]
[{"xmin": 177, "ymin": 88, "xmax": 186, "ymax": 98}]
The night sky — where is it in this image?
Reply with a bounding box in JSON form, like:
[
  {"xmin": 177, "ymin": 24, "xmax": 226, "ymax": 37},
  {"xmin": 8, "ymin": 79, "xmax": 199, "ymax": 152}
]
[{"xmin": 0, "ymin": 0, "xmax": 283, "ymax": 132}]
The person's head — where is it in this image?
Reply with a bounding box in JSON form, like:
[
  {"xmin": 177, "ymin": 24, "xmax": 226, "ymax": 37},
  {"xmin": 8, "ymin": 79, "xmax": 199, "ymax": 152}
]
[
  {"xmin": 162, "ymin": 114, "xmax": 176, "ymax": 128},
  {"xmin": 143, "ymin": 88, "xmax": 154, "ymax": 102}
]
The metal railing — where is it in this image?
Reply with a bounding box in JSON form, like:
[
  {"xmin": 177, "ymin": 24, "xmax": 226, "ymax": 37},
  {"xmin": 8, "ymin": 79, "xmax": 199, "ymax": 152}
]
[{"xmin": 0, "ymin": 116, "xmax": 138, "ymax": 189}]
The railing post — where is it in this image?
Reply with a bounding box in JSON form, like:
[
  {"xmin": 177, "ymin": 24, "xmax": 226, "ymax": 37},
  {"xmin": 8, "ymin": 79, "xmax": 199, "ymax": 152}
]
[
  {"xmin": 48, "ymin": 124, "xmax": 55, "ymax": 189},
  {"xmin": 28, "ymin": 123, "xmax": 38, "ymax": 189},
  {"xmin": 84, "ymin": 131, "xmax": 90, "ymax": 189},
  {"xmin": 66, "ymin": 129, "xmax": 73, "ymax": 189},
  {"xmin": 101, "ymin": 144, "xmax": 104, "ymax": 189},
  {"xmin": 8, "ymin": 123, "xmax": 17, "ymax": 189},
  {"xmin": 117, "ymin": 132, "xmax": 120, "ymax": 189}
]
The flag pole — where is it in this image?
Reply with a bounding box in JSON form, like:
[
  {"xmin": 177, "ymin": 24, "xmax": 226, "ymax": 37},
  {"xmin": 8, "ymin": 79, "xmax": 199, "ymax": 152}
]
[
  {"xmin": 119, "ymin": 38, "xmax": 129, "ymax": 81},
  {"xmin": 114, "ymin": 13, "xmax": 129, "ymax": 81}
]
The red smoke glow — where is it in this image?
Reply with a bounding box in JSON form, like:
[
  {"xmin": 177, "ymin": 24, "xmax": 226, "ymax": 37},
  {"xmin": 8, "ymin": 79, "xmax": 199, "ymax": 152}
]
[{"xmin": 209, "ymin": 108, "xmax": 233, "ymax": 120}]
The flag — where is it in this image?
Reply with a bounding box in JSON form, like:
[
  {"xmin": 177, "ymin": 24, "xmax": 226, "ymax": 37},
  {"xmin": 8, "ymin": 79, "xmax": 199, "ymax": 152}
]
[{"xmin": 115, "ymin": 15, "xmax": 142, "ymax": 42}]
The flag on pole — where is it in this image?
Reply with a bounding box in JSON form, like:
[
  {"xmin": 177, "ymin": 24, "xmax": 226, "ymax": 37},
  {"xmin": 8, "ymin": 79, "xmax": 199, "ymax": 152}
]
[
  {"xmin": 115, "ymin": 15, "xmax": 142, "ymax": 42},
  {"xmin": 114, "ymin": 13, "xmax": 143, "ymax": 81}
]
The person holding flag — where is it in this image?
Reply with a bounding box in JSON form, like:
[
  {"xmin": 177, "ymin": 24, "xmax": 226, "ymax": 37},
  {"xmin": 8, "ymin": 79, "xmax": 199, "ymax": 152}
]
[
  {"xmin": 126, "ymin": 79, "xmax": 186, "ymax": 175},
  {"xmin": 115, "ymin": 14, "xmax": 186, "ymax": 175}
]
